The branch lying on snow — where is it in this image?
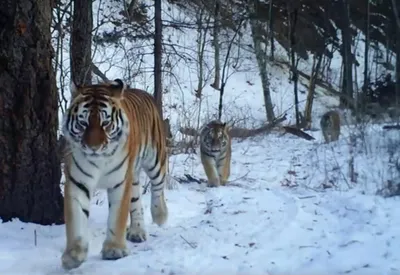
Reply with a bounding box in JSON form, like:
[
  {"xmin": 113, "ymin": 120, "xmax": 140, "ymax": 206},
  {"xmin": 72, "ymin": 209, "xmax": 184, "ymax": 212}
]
[
  {"xmin": 179, "ymin": 114, "xmax": 287, "ymax": 139},
  {"xmin": 230, "ymin": 114, "xmax": 287, "ymax": 138},
  {"xmin": 383, "ymin": 125, "xmax": 400, "ymax": 130},
  {"xmin": 179, "ymin": 127, "xmax": 199, "ymax": 137},
  {"xmin": 280, "ymin": 126, "xmax": 315, "ymax": 141}
]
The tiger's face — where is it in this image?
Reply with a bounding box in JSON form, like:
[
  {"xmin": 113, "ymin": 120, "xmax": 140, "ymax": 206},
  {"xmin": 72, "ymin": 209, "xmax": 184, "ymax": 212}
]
[
  {"xmin": 62, "ymin": 80, "xmax": 129, "ymax": 159},
  {"xmin": 202, "ymin": 123, "xmax": 229, "ymax": 153}
]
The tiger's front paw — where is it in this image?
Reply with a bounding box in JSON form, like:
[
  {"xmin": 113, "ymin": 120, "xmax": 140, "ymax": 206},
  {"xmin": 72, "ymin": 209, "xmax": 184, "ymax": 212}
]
[
  {"xmin": 220, "ymin": 179, "xmax": 229, "ymax": 186},
  {"xmin": 126, "ymin": 226, "xmax": 147, "ymax": 243},
  {"xmin": 61, "ymin": 238, "xmax": 88, "ymax": 270},
  {"xmin": 101, "ymin": 240, "xmax": 129, "ymax": 260},
  {"xmin": 207, "ymin": 178, "xmax": 220, "ymax": 188}
]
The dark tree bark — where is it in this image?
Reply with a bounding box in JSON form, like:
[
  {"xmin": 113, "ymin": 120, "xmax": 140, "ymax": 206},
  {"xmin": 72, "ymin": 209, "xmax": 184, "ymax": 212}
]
[
  {"xmin": 71, "ymin": 0, "xmax": 93, "ymax": 85},
  {"xmin": 268, "ymin": 0, "xmax": 275, "ymax": 61},
  {"xmin": 392, "ymin": 0, "xmax": 400, "ymax": 105},
  {"xmin": 0, "ymin": 0, "xmax": 64, "ymax": 225},
  {"xmin": 154, "ymin": 0, "xmax": 163, "ymax": 120},
  {"xmin": 288, "ymin": 7, "xmax": 300, "ymax": 127},
  {"xmin": 339, "ymin": 0, "xmax": 354, "ymax": 107},
  {"xmin": 363, "ymin": 0, "xmax": 370, "ymax": 92}
]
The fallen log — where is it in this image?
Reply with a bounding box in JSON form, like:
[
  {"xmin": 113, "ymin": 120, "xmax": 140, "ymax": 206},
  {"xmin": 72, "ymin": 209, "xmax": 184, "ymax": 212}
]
[
  {"xmin": 179, "ymin": 114, "xmax": 287, "ymax": 139},
  {"xmin": 280, "ymin": 126, "xmax": 315, "ymax": 141}
]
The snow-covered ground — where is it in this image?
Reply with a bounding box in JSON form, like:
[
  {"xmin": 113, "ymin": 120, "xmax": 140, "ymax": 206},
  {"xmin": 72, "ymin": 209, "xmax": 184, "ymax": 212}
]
[
  {"xmin": 1, "ymin": 0, "xmax": 398, "ymax": 274},
  {"xmin": 1, "ymin": 126, "xmax": 400, "ymax": 275}
]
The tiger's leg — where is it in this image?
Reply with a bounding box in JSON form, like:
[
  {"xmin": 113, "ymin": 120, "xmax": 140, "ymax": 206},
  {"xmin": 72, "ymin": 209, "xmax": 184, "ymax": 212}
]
[
  {"xmin": 126, "ymin": 176, "xmax": 147, "ymax": 243},
  {"xmin": 144, "ymin": 149, "xmax": 168, "ymax": 226},
  {"xmin": 101, "ymin": 179, "xmax": 131, "ymax": 260},
  {"xmin": 322, "ymin": 131, "xmax": 329, "ymax": 143},
  {"xmin": 61, "ymin": 175, "xmax": 94, "ymax": 270},
  {"xmin": 217, "ymin": 155, "xmax": 231, "ymax": 186},
  {"xmin": 201, "ymin": 154, "xmax": 220, "ymax": 187}
]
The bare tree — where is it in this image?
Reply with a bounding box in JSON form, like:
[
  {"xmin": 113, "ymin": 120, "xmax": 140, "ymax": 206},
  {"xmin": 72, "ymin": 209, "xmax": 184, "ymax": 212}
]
[
  {"xmin": 339, "ymin": 0, "xmax": 354, "ymax": 107},
  {"xmin": 391, "ymin": 0, "xmax": 400, "ymax": 105},
  {"xmin": 248, "ymin": 1, "xmax": 275, "ymax": 122},
  {"xmin": 288, "ymin": 4, "xmax": 301, "ymax": 127},
  {"xmin": 218, "ymin": 20, "xmax": 245, "ymax": 120},
  {"xmin": 210, "ymin": 0, "xmax": 221, "ymax": 90},
  {"xmin": 267, "ymin": 0, "xmax": 275, "ymax": 61},
  {"xmin": 363, "ymin": 0, "xmax": 370, "ymax": 92},
  {"xmin": 304, "ymin": 52, "xmax": 323, "ymax": 129},
  {"xmin": 0, "ymin": 0, "xmax": 64, "ymax": 224}
]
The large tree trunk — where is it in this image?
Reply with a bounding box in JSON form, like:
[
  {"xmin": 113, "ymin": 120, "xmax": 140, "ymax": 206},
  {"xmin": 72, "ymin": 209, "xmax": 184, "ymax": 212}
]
[
  {"xmin": 339, "ymin": 0, "xmax": 354, "ymax": 108},
  {"xmin": 154, "ymin": 0, "xmax": 163, "ymax": 120},
  {"xmin": 392, "ymin": 0, "xmax": 400, "ymax": 107},
  {"xmin": 71, "ymin": 0, "xmax": 93, "ymax": 85},
  {"xmin": 0, "ymin": 0, "xmax": 64, "ymax": 225}
]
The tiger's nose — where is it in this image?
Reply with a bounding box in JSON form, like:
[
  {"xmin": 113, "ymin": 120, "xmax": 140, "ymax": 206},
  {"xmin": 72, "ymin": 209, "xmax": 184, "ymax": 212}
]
[{"xmin": 81, "ymin": 142, "xmax": 101, "ymax": 151}]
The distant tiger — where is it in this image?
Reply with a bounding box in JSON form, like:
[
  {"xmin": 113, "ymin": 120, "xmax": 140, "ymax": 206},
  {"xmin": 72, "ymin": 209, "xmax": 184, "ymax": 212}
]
[
  {"xmin": 320, "ymin": 110, "xmax": 341, "ymax": 143},
  {"xmin": 61, "ymin": 79, "xmax": 168, "ymax": 270},
  {"xmin": 200, "ymin": 120, "xmax": 232, "ymax": 187}
]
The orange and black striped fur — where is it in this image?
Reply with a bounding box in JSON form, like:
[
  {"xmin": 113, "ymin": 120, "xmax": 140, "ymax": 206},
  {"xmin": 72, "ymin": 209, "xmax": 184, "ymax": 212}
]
[
  {"xmin": 320, "ymin": 110, "xmax": 341, "ymax": 143},
  {"xmin": 200, "ymin": 120, "xmax": 232, "ymax": 187},
  {"xmin": 61, "ymin": 79, "xmax": 168, "ymax": 270}
]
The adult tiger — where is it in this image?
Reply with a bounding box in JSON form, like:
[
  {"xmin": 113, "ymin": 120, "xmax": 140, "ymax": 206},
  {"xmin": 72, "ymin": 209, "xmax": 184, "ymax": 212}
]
[
  {"xmin": 61, "ymin": 79, "xmax": 168, "ymax": 270},
  {"xmin": 320, "ymin": 110, "xmax": 341, "ymax": 143},
  {"xmin": 199, "ymin": 120, "xmax": 232, "ymax": 187}
]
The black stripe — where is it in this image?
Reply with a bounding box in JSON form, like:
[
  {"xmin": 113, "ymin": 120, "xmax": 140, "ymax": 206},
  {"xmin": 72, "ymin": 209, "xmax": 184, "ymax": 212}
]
[
  {"xmin": 98, "ymin": 102, "xmax": 107, "ymax": 108},
  {"xmin": 142, "ymin": 143, "xmax": 147, "ymax": 157},
  {"xmin": 149, "ymin": 154, "xmax": 159, "ymax": 172},
  {"xmin": 72, "ymin": 155, "xmax": 93, "ymax": 178},
  {"xmin": 201, "ymin": 147, "xmax": 214, "ymax": 158},
  {"xmin": 117, "ymin": 109, "xmax": 123, "ymax": 123},
  {"xmin": 112, "ymin": 180, "xmax": 124, "ymax": 189},
  {"xmin": 131, "ymin": 197, "xmax": 139, "ymax": 203},
  {"xmin": 69, "ymin": 175, "xmax": 90, "ymax": 199},
  {"xmin": 66, "ymin": 114, "xmax": 71, "ymax": 130},
  {"xmin": 132, "ymin": 181, "xmax": 140, "ymax": 186},
  {"xmin": 149, "ymin": 166, "xmax": 161, "ymax": 181},
  {"xmin": 87, "ymin": 159, "xmax": 99, "ymax": 168},
  {"xmin": 152, "ymin": 174, "xmax": 165, "ymax": 187},
  {"xmin": 152, "ymin": 186, "xmax": 164, "ymax": 192},
  {"xmin": 106, "ymin": 154, "xmax": 128, "ymax": 176},
  {"xmin": 82, "ymin": 208, "xmax": 89, "ymax": 218}
]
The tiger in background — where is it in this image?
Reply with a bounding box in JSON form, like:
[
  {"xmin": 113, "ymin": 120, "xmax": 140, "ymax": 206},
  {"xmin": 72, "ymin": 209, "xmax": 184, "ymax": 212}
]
[
  {"xmin": 200, "ymin": 120, "xmax": 232, "ymax": 187},
  {"xmin": 61, "ymin": 79, "xmax": 168, "ymax": 270},
  {"xmin": 320, "ymin": 110, "xmax": 341, "ymax": 143}
]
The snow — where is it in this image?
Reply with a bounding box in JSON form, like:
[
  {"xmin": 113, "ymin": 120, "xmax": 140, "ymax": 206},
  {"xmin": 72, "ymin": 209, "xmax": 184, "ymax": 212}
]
[
  {"xmin": 2, "ymin": 128, "xmax": 400, "ymax": 274},
  {"xmin": 2, "ymin": 0, "xmax": 399, "ymax": 274}
]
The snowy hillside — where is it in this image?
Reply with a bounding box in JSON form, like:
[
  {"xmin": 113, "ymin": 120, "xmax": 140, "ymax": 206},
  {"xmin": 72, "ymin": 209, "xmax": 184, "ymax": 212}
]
[
  {"xmin": 1, "ymin": 0, "xmax": 399, "ymax": 274},
  {"xmin": 55, "ymin": 0, "xmax": 390, "ymax": 130}
]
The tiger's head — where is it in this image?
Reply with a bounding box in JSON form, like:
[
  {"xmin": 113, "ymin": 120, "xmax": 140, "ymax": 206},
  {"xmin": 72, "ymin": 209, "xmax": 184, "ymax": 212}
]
[
  {"xmin": 201, "ymin": 120, "xmax": 231, "ymax": 153},
  {"xmin": 62, "ymin": 79, "xmax": 130, "ymax": 159}
]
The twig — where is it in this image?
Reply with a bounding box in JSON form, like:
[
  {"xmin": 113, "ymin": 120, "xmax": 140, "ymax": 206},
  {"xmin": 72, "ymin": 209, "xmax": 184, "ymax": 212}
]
[
  {"xmin": 298, "ymin": 195, "xmax": 316, "ymax": 199},
  {"xmin": 227, "ymin": 171, "xmax": 250, "ymax": 183},
  {"xmin": 180, "ymin": 235, "xmax": 197, "ymax": 249}
]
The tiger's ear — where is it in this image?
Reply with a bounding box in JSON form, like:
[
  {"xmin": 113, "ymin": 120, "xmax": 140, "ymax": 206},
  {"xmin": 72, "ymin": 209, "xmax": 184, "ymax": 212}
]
[
  {"xmin": 224, "ymin": 121, "xmax": 233, "ymax": 132},
  {"xmin": 111, "ymin": 78, "xmax": 127, "ymax": 98}
]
